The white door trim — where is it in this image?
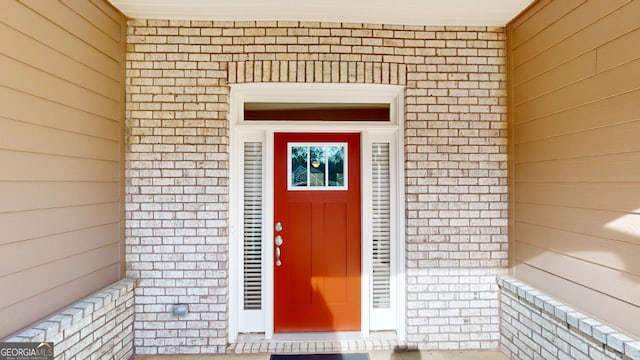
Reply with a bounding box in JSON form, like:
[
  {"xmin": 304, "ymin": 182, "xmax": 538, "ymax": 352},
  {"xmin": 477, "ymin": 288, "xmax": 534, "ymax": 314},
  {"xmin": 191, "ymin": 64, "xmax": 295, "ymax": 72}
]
[{"xmin": 228, "ymin": 83, "xmax": 406, "ymax": 342}]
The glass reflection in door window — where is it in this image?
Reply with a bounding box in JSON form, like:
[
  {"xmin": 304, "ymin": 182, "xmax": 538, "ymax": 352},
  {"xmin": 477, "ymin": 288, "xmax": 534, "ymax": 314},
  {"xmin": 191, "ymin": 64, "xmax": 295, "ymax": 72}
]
[
  {"xmin": 290, "ymin": 146, "xmax": 308, "ymax": 187},
  {"xmin": 288, "ymin": 143, "xmax": 347, "ymax": 190},
  {"xmin": 327, "ymin": 146, "xmax": 345, "ymax": 187},
  {"xmin": 309, "ymin": 146, "xmax": 326, "ymax": 186}
]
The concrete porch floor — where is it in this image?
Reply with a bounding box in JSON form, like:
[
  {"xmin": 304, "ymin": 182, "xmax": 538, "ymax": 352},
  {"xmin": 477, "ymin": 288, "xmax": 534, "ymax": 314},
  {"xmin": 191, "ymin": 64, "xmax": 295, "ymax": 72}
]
[
  {"xmin": 136, "ymin": 351, "xmax": 509, "ymax": 360},
  {"xmin": 136, "ymin": 332, "xmax": 508, "ymax": 360}
]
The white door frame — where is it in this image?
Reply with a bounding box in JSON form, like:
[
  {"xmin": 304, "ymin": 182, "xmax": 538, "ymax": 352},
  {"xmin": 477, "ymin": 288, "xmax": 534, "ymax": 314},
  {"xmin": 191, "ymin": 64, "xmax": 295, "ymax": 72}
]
[{"xmin": 228, "ymin": 83, "xmax": 406, "ymax": 342}]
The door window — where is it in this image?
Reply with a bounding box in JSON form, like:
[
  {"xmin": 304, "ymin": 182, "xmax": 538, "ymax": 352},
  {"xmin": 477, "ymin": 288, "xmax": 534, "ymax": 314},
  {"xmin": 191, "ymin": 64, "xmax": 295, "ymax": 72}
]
[{"xmin": 288, "ymin": 143, "xmax": 347, "ymax": 190}]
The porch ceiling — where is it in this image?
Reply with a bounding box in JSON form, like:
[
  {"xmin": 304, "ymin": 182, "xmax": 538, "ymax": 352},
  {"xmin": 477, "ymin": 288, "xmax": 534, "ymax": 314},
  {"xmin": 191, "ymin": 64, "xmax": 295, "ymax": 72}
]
[{"xmin": 107, "ymin": 0, "xmax": 534, "ymax": 26}]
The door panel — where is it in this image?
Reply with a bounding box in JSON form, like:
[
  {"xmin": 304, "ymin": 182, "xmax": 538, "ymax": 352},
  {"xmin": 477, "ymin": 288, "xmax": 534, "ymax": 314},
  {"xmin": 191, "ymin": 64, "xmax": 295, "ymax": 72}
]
[
  {"xmin": 288, "ymin": 202, "xmax": 312, "ymax": 305},
  {"xmin": 274, "ymin": 132, "xmax": 361, "ymax": 332},
  {"xmin": 323, "ymin": 202, "xmax": 347, "ymax": 304}
]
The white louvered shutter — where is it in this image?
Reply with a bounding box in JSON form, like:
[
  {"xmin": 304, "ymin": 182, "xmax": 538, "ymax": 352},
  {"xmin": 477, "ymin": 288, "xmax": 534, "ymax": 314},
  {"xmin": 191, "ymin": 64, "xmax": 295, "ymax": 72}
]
[
  {"xmin": 372, "ymin": 142, "xmax": 391, "ymax": 309},
  {"xmin": 243, "ymin": 142, "xmax": 263, "ymax": 310}
]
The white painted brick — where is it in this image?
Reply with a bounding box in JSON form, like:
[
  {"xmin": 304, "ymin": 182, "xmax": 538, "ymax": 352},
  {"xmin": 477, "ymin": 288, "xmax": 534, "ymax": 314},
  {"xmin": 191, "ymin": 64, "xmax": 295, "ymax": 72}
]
[
  {"xmin": 499, "ymin": 276, "xmax": 639, "ymax": 360},
  {"xmin": 127, "ymin": 21, "xmax": 509, "ymax": 353},
  {"xmin": 2, "ymin": 280, "xmax": 135, "ymax": 360},
  {"xmin": 624, "ymin": 341, "xmax": 640, "ymax": 359}
]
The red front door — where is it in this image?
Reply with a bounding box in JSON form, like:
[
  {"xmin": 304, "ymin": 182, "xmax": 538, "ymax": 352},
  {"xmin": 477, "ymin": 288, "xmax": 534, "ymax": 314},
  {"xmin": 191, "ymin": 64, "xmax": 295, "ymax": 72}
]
[{"xmin": 274, "ymin": 133, "xmax": 361, "ymax": 332}]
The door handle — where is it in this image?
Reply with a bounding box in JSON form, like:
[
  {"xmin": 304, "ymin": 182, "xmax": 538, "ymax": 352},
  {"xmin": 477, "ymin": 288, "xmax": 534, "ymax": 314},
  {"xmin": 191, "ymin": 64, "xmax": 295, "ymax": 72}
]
[
  {"xmin": 275, "ymin": 235, "xmax": 283, "ymax": 266},
  {"xmin": 275, "ymin": 247, "xmax": 282, "ymax": 267}
]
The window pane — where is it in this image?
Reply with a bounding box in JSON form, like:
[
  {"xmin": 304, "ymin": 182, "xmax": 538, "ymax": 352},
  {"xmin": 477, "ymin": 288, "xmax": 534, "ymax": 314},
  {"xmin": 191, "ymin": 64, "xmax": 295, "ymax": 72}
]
[
  {"xmin": 291, "ymin": 146, "xmax": 308, "ymax": 187},
  {"xmin": 328, "ymin": 146, "xmax": 345, "ymax": 187},
  {"xmin": 309, "ymin": 146, "xmax": 325, "ymax": 186},
  {"xmin": 288, "ymin": 142, "xmax": 347, "ymax": 190}
]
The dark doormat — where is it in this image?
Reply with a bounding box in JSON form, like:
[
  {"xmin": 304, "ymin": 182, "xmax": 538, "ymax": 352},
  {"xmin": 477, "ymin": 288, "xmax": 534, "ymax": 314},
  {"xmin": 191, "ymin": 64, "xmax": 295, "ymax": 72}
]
[{"xmin": 271, "ymin": 354, "xmax": 369, "ymax": 360}]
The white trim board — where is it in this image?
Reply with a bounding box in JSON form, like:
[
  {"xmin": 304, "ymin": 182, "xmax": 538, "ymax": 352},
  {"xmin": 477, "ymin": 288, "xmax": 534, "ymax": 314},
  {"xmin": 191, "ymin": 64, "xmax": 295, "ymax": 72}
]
[
  {"xmin": 109, "ymin": 0, "xmax": 534, "ymax": 27},
  {"xmin": 229, "ymin": 83, "xmax": 406, "ymax": 342}
]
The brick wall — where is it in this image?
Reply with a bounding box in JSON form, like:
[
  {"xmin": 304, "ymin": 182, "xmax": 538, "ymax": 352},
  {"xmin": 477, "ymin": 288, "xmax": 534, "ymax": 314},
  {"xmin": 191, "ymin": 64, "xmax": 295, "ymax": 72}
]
[
  {"xmin": 2, "ymin": 279, "xmax": 135, "ymax": 360},
  {"xmin": 407, "ymin": 268, "xmax": 506, "ymax": 350},
  {"xmin": 499, "ymin": 276, "xmax": 640, "ymax": 360},
  {"xmin": 125, "ymin": 20, "xmax": 508, "ymax": 354}
]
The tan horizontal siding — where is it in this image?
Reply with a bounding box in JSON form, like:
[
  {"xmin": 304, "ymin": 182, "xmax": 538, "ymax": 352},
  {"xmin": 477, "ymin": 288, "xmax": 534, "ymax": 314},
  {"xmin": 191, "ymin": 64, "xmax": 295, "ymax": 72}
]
[
  {"xmin": 0, "ymin": 118, "xmax": 119, "ymax": 161},
  {"xmin": 513, "ymin": 0, "xmax": 628, "ymax": 67},
  {"xmin": 515, "ymin": 263, "xmax": 640, "ymax": 337},
  {"xmin": 511, "ymin": 0, "xmax": 584, "ymax": 48},
  {"xmin": 0, "ymin": 23, "xmax": 121, "ymax": 100},
  {"xmin": 0, "ymin": 0, "xmax": 124, "ymax": 338},
  {"xmin": 61, "ymin": 0, "xmax": 122, "ymax": 41},
  {"xmin": 20, "ymin": 0, "xmax": 122, "ymax": 57},
  {"xmin": 515, "ymin": 152, "xmax": 640, "ymax": 183},
  {"xmin": 89, "ymin": 0, "xmax": 123, "ymax": 23},
  {"xmin": 516, "ymin": 223, "xmax": 640, "ymax": 275},
  {"xmin": 513, "ymin": 51, "xmax": 596, "ymax": 105},
  {"xmin": 0, "ymin": 55, "xmax": 120, "ymax": 120},
  {"xmin": 515, "ymin": 203, "xmax": 640, "ymax": 245},
  {"xmin": 0, "ymin": 203, "xmax": 120, "ymax": 245},
  {"xmin": 0, "ymin": 0, "xmax": 120, "ymax": 80},
  {"xmin": 0, "ymin": 265, "xmax": 119, "ymax": 340},
  {"xmin": 0, "ymin": 182, "xmax": 119, "ymax": 213},
  {"xmin": 515, "ymin": 57, "xmax": 640, "ymax": 124},
  {"xmin": 514, "ymin": 120, "xmax": 640, "ymax": 162},
  {"xmin": 0, "ymin": 244, "xmax": 119, "ymax": 309},
  {"xmin": 515, "ymin": 183, "xmax": 640, "ymax": 214},
  {"xmin": 509, "ymin": 0, "xmax": 550, "ymax": 30},
  {"xmin": 514, "ymin": 89, "xmax": 640, "ymax": 143},
  {"xmin": 0, "ymin": 86, "xmax": 119, "ymax": 140},
  {"xmin": 514, "ymin": 0, "xmax": 640, "ymax": 85},
  {"xmin": 0, "ymin": 224, "xmax": 120, "ymax": 277},
  {"xmin": 509, "ymin": 0, "xmax": 640, "ymax": 338},
  {"xmin": 597, "ymin": 26, "xmax": 640, "ymax": 71},
  {"xmin": 0, "ymin": 151, "xmax": 119, "ymax": 182},
  {"xmin": 516, "ymin": 242, "xmax": 640, "ymax": 304}
]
